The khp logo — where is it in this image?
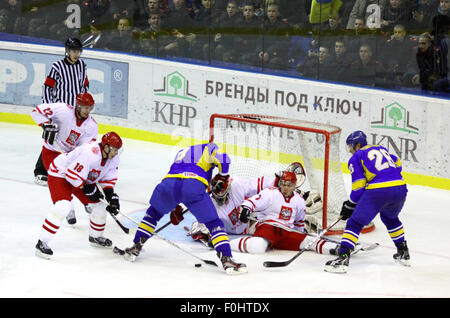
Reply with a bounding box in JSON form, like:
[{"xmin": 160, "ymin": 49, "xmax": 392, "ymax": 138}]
[
  {"xmin": 152, "ymin": 71, "xmax": 198, "ymax": 128},
  {"xmin": 154, "ymin": 71, "xmax": 197, "ymax": 102},
  {"xmin": 371, "ymin": 102, "xmax": 418, "ymax": 134}
]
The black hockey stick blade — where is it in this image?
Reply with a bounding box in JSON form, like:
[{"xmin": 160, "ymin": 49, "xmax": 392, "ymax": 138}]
[
  {"xmin": 203, "ymin": 259, "xmax": 218, "ymax": 267},
  {"xmin": 263, "ymin": 249, "xmax": 306, "ymax": 268},
  {"xmin": 113, "ymin": 245, "xmax": 217, "ymax": 267},
  {"xmin": 113, "ymin": 246, "xmax": 125, "ymax": 255},
  {"xmin": 110, "ymin": 213, "xmax": 130, "ymax": 234},
  {"xmin": 263, "ymin": 216, "xmax": 343, "ymax": 268}
]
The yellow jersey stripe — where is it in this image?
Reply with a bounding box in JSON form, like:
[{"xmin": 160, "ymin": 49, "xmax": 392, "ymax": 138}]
[
  {"xmin": 361, "ymin": 159, "xmax": 376, "ymax": 182},
  {"xmin": 139, "ymin": 222, "xmax": 155, "ymax": 234},
  {"xmin": 389, "ymin": 228, "xmax": 404, "ymax": 238},
  {"xmin": 163, "ymin": 174, "xmax": 209, "ymax": 186},
  {"xmin": 366, "ymin": 180, "xmax": 406, "ymax": 189},
  {"xmin": 196, "ymin": 147, "xmax": 213, "ymax": 173},
  {"xmin": 211, "ymin": 234, "xmax": 229, "ymax": 246},
  {"xmin": 352, "ymin": 178, "xmax": 367, "ymax": 191},
  {"xmin": 342, "ymin": 232, "xmax": 359, "ymax": 244}
]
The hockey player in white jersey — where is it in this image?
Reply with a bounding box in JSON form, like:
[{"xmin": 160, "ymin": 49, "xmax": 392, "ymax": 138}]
[
  {"xmin": 185, "ymin": 163, "xmax": 323, "ymax": 243},
  {"xmin": 31, "ymin": 92, "xmax": 98, "ymax": 224},
  {"xmin": 35, "ymin": 132, "xmax": 123, "ymax": 259},
  {"xmin": 232, "ymin": 171, "xmax": 340, "ymax": 255},
  {"xmin": 211, "ymin": 174, "xmax": 279, "ymax": 235}
]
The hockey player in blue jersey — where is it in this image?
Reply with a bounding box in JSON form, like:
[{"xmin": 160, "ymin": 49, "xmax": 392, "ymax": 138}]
[
  {"xmin": 325, "ymin": 131, "xmax": 410, "ymax": 273},
  {"xmin": 123, "ymin": 143, "xmax": 247, "ymax": 275}
]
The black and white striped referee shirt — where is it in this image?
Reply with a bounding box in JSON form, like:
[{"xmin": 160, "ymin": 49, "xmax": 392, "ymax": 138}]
[{"xmin": 42, "ymin": 57, "xmax": 89, "ymax": 107}]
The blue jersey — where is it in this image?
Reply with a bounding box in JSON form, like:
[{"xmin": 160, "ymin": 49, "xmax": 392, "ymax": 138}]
[
  {"xmin": 348, "ymin": 144, "xmax": 405, "ymax": 203},
  {"xmin": 164, "ymin": 143, "xmax": 230, "ymax": 186}
]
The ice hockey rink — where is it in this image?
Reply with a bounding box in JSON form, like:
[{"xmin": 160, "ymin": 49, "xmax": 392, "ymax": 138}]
[{"xmin": 1, "ymin": 122, "xmax": 449, "ymax": 301}]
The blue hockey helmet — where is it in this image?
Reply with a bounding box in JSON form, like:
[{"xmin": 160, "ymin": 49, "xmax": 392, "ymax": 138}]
[{"xmin": 346, "ymin": 130, "xmax": 367, "ymax": 149}]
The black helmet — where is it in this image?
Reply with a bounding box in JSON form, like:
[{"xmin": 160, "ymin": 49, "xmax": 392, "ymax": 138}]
[{"xmin": 65, "ymin": 37, "xmax": 83, "ymax": 52}]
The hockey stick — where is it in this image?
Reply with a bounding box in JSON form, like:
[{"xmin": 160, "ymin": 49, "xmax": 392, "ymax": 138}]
[
  {"xmin": 110, "ymin": 205, "xmax": 218, "ymax": 267},
  {"xmin": 263, "ymin": 216, "xmax": 343, "ymax": 268},
  {"xmin": 248, "ymin": 216, "xmax": 378, "ymax": 254},
  {"xmin": 155, "ymin": 206, "xmax": 189, "ymax": 234},
  {"xmin": 94, "ymin": 185, "xmax": 130, "ymax": 234},
  {"xmin": 98, "ymin": 198, "xmax": 130, "ymax": 234}
]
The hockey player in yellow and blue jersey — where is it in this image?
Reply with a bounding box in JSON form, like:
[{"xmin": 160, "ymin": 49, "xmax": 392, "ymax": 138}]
[
  {"xmin": 325, "ymin": 131, "xmax": 410, "ymax": 273},
  {"xmin": 123, "ymin": 143, "xmax": 247, "ymax": 275}
]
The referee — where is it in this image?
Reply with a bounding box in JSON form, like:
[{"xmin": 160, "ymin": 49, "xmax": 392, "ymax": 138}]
[{"xmin": 34, "ymin": 37, "xmax": 90, "ymax": 186}]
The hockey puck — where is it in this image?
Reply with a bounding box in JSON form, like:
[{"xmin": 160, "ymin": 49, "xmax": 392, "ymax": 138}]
[{"xmin": 195, "ymin": 263, "xmax": 202, "ymax": 268}]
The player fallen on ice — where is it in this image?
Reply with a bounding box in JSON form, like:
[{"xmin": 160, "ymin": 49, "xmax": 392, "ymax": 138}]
[
  {"xmin": 230, "ymin": 171, "xmax": 341, "ymax": 255},
  {"xmin": 184, "ymin": 162, "xmax": 327, "ymax": 251},
  {"xmin": 35, "ymin": 132, "xmax": 123, "ymax": 259},
  {"xmin": 122, "ymin": 143, "xmax": 248, "ymax": 275},
  {"xmin": 31, "ymin": 92, "xmax": 98, "ymax": 225},
  {"xmin": 324, "ymin": 130, "xmax": 410, "ymax": 273}
]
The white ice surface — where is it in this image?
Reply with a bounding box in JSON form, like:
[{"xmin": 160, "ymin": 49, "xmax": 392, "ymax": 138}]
[{"xmin": 0, "ymin": 122, "xmax": 449, "ymax": 298}]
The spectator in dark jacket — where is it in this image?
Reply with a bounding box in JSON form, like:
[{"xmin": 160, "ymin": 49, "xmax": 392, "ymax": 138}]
[{"xmin": 257, "ymin": 3, "xmax": 291, "ymax": 70}]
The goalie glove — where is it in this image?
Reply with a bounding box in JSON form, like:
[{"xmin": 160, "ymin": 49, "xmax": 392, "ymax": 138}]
[
  {"xmin": 239, "ymin": 206, "xmax": 252, "ymax": 223},
  {"xmin": 340, "ymin": 200, "xmax": 357, "ymax": 220},
  {"xmin": 83, "ymin": 183, "xmax": 104, "ymax": 202},
  {"xmin": 42, "ymin": 123, "xmax": 58, "ymax": 145},
  {"xmin": 186, "ymin": 221, "xmax": 211, "ymax": 241},
  {"xmin": 169, "ymin": 205, "xmax": 184, "ymax": 225},
  {"xmin": 104, "ymin": 188, "xmax": 120, "ymax": 216},
  {"xmin": 297, "ymin": 190, "xmax": 323, "ymax": 214}
]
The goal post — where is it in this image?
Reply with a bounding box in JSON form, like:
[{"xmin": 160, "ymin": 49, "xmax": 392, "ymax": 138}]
[{"xmin": 209, "ymin": 113, "xmax": 375, "ymax": 235}]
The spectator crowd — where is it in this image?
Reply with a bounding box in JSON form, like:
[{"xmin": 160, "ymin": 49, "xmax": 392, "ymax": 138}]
[{"xmin": 0, "ymin": 0, "xmax": 449, "ymax": 93}]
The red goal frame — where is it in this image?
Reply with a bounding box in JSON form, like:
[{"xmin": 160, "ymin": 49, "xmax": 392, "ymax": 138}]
[{"xmin": 209, "ymin": 113, "xmax": 375, "ymax": 235}]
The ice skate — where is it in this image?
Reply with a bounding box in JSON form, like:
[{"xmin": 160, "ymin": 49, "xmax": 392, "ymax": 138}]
[
  {"xmin": 324, "ymin": 251, "xmax": 350, "ymax": 274},
  {"xmin": 393, "ymin": 241, "xmax": 411, "ymax": 267},
  {"xmin": 89, "ymin": 236, "xmax": 113, "ymax": 248},
  {"xmin": 34, "ymin": 175, "xmax": 48, "ymax": 186},
  {"xmin": 66, "ymin": 209, "xmax": 76, "ymax": 225},
  {"xmin": 35, "ymin": 240, "xmax": 53, "ymax": 259},
  {"xmin": 124, "ymin": 242, "xmax": 143, "ymax": 262},
  {"xmin": 217, "ymin": 252, "xmax": 248, "ymax": 275},
  {"xmin": 84, "ymin": 204, "xmax": 93, "ymax": 214}
]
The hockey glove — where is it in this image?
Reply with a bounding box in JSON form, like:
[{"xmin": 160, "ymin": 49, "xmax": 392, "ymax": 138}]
[
  {"xmin": 42, "ymin": 123, "xmax": 58, "ymax": 145},
  {"xmin": 239, "ymin": 206, "xmax": 252, "ymax": 223},
  {"xmin": 83, "ymin": 183, "xmax": 104, "ymax": 202},
  {"xmin": 340, "ymin": 200, "xmax": 357, "ymax": 220},
  {"xmin": 104, "ymin": 188, "xmax": 120, "ymax": 216},
  {"xmin": 300, "ymin": 190, "xmax": 310, "ymax": 201},
  {"xmin": 170, "ymin": 205, "xmax": 184, "ymax": 225}
]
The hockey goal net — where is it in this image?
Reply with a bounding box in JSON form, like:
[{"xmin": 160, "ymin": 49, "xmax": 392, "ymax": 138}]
[{"xmin": 209, "ymin": 113, "xmax": 375, "ymax": 235}]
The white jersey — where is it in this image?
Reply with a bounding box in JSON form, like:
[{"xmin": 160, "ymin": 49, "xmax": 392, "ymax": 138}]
[
  {"xmin": 213, "ymin": 176, "xmax": 277, "ymax": 234},
  {"xmin": 31, "ymin": 102, "xmax": 98, "ymax": 153},
  {"xmin": 48, "ymin": 141, "xmax": 119, "ymax": 190},
  {"xmin": 242, "ymin": 187, "xmax": 306, "ymax": 232}
]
